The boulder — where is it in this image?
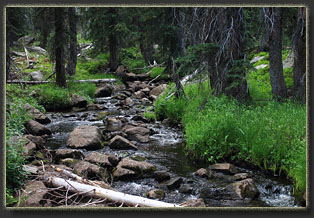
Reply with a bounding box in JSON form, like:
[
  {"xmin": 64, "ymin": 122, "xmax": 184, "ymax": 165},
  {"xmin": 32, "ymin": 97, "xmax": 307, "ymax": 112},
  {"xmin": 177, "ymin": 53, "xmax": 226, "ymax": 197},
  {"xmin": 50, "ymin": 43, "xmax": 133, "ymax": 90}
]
[
  {"xmin": 24, "ymin": 103, "xmax": 51, "ymax": 124},
  {"xmin": 134, "ymin": 90, "xmax": 146, "ymax": 99},
  {"xmin": 86, "ymin": 103, "xmax": 103, "ymax": 110},
  {"xmin": 146, "ymin": 189, "xmax": 165, "ymax": 200},
  {"xmin": 283, "ymin": 51, "xmax": 294, "ymax": 69},
  {"xmin": 141, "ymin": 87, "xmax": 151, "ymax": 95},
  {"xmin": 54, "ymin": 149, "xmax": 85, "ymax": 162},
  {"xmin": 73, "ymin": 160, "xmax": 108, "ymax": 180},
  {"xmin": 229, "ymin": 178, "xmax": 259, "ymax": 199},
  {"xmin": 195, "ymin": 168, "xmax": 211, "ymax": 178},
  {"xmin": 123, "ymin": 97, "xmax": 134, "ymax": 107},
  {"xmin": 25, "ymin": 134, "xmax": 46, "ymax": 148},
  {"xmin": 164, "ymin": 177, "xmax": 183, "ymax": 190},
  {"xmin": 208, "ymin": 163, "xmax": 238, "ymax": 175},
  {"xmin": 113, "ymin": 167, "xmax": 137, "ymax": 181},
  {"xmin": 250, "ymin": 56, "xmax": 265, "ymax": 64},
  {"xmin": 116, "ymin": 157, "xmax": 156, "ymax": 176},
  {"xmin": 200, "ymin": 178, "xmax": 259, "ymax": 201},
  {"xmin": 131, "ymin": 115, "xmax": 149, "ymax": 123},
  {"xmin": 154, "ymin": 171, "xmax": 171, "ymax": 182},
  {"xmin": 19, "ymin": 181, "xmax": 50, "ymax": 207},
  {"xmin": 108, "ymin": 135, "xmax": 138, "ymax": 150},
  {"xmin": 179, "ymin": 184, "xmax": 194, "ymax": 194},
  {"xmin": 95, "ymin": 84, "xmax": 113, "ymax": 97},
  {"xmin": 141, "ymin": 98, "xmax": 152, "ymax": 106},
  {"xmin": 70, "ymin": 94, "xmax": 87, "ymax": 108},
  {"xmin": 149, "ymin": 84, "xmax": 167, "ymax": 97},
  {"xmin": 29, "ymin": 71, "xmax": 44, "ymax": 81},
  {"xmin": 180, "ymin": 198, "xmax": 206, "ymax": 207},
  {"xmin": 123, "ymin": 126, "xmax": 150, "ymax": 143},
  {"xmin": 84, "ymin": 151, "xmax": 120, "ymax": 168},
  {"xmin": 233, "ymin": 173, "xmax": 249, "ymax": 181},
  {"xmin": 66, "ymin": 125, "xmax": 103, "ymax": 150},
  {"xmin": 25, "ymin": 119, "xmax": 52, "ymax": 136},
  {"xmin": 9, "ymin": 136, "xmax": 37, "ymax": 157}
]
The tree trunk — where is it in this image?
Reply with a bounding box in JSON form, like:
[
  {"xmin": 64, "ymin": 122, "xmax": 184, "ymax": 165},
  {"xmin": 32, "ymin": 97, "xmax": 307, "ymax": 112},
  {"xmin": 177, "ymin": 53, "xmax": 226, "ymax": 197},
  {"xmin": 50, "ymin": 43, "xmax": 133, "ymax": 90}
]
[
  {"xmin": 6, "ymin": 15, "xmax": 11, "ymax": 81},
  {"xmin": 55, "ymin": 8, "xmax": 67, "ymax": 87},
  {"xmin": 292, "ymin": 7, "xmax": 306, "ymax": 103},
  {"xmin": 108, "ymin": 8, "xmax": 119, "ymax": 71},
  {"xmin": 267, "ymin": 7, "xmax": 287, "ymax": 99},
  {"xmin": 176, "ymin": 8, "xmax": 186, "ymax": 57},
  {"xmin": 139, "ymin": 40, "xmax": 154, "ymax": 64},
  {"xmin": 67, "ymin": 7, "xmax": 78, "ymax": 76}
]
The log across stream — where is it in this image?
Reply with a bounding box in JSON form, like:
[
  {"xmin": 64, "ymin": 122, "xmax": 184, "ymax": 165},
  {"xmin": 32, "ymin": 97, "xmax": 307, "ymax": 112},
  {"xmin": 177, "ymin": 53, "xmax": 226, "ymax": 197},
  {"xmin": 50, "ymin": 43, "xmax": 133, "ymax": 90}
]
[{"xmin": 43, "ymin": 84, "xmax": 302, "ymax": 207}]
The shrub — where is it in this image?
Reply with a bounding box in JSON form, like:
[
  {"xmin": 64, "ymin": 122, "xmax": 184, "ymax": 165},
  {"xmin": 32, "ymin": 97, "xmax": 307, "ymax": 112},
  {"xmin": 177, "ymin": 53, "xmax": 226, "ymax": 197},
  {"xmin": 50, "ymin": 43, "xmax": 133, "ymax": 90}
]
[{"xmin": 150, "ymin": 66, "xmax": 168, "ymax": 80}]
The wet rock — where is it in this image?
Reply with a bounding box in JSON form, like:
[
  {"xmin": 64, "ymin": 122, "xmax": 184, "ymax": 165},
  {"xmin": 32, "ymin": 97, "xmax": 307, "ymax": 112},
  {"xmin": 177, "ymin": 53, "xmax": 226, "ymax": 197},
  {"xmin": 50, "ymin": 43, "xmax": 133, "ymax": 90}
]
[
  {"xmin": 149, "ymin": 95, "xmax": 157, "ymax": 102},
  {"xmin": 54, "ymin": 149, "xmax": 85, "ymax": 162},
  {"xmin": 123, "ymin": 97, "xmax": 134, "ymax": 107},
  {"xmin": 96, "ymin": 111, "xmax": 108, "ymax": 120},
  {"xmin": 70, "ymin": 94, "xmax": 87, "ymax": 108},
  {"xmin": 24, "ymin": 103, "xmax": 51, "ymax": 124},
  {"xmin": 25, "ymin": 119, "xmax": 52, "ymax": 136},
  {"xmin": 95, "ymin": 84, "xmax": 113, "ymax": 97},
  {"xmin": 154, "ymin": 171, "xmax": 171, "ymax": 182},
  {"xmin": 113, "ymin": 167, "xmax": 137, "ymax": 181},
  {"xmin": 66, "ymin": 125, "xmax": 103, "ymax": 150},
  {"xmin": 84, "ymin": 151, "xmax": 120, "ymax": 168},
  {"xmin": 29, "ymin": 70, "xmax": 43, "ymax": 81},
  {"xmin": 208, "ymin": 163, "xmax": 238, "ymax": 175},
  {"xmin": 141, "ymin": 87, "xmax": 151, "ymax": 95},
  {"xmin": 141, "ymin": 98, "xmax": 151, "ymax": 106},
  {"xmin": 230, "ymin": 178, "xmax": 259, "ymax": 199},
  {"xmin": 233, "ymin": 173, "xmax": 249, "ymax": 181},
  {"xmin": 25, "ymin": 134, "xmax": 46, "ymax": 148},
  {"xmin": 164, "ymin": 177, "xmax": 183, "ymax": 190},
  {"xmin": 200, "ymin": 178, "xmax": 259, "ymax": 201},
  {"xmin": 116, "ymin": 157, "xmax": 156, "ymax": 177},
  {"xmin": 134, "ymin": 90, "xmax": 146, "ymax": 99},
  {"xmin": 146, "ymin": 189, "xmax": 165, "ymax": 200},
  {"xmin": 20, "ymin": 181, "xmax": 50, "ymax": 207},
  {"xmin": 73, "ymin": 160, "xmax": 108, "ymax": 180},
  {"xmin": 161, "ymin": 118, "xmax": 173, "ymax": 126},
  {"xmin": 108, "ymin": 135, "xmax": 138, "ymax": 150},
  {"xmin": 195, "ymin": 168, "xmax": 211, "ymax": 178},
  {"xmin": 149, "ymin": 84, "xmax": 167, "ymax": 97},
  {"xmin": 102, "ymin": 130, "xmax": 128, "ymax": 141},
  {"xmin": 123, "ymin": 126, "xmax": 150, "ymax": 143},
  {"xmin": 179, "ymin": 184, "xmax": 194, "ymax": 194},
  {"xmin": 180, "ymin": 198, "xmax": 206, "ymax": 207},
  {"xmin": 131, "ymin": 115, "xmax": 149, "ymax": 123},
  {"xmin": 86, "ymin": 103, "xmax": 103, "ymax": 110},
  {"xmin": 62, "ymin": 113, "xmax": 76, "ymax": 118}
]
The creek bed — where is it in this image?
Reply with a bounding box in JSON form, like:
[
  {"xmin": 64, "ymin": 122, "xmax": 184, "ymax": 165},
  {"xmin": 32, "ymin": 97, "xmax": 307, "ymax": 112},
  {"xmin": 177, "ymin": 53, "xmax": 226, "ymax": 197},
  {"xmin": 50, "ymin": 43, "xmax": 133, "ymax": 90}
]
[{"xmin": 44, "ymin": 90, "xmax": 302, "ymax": 207}]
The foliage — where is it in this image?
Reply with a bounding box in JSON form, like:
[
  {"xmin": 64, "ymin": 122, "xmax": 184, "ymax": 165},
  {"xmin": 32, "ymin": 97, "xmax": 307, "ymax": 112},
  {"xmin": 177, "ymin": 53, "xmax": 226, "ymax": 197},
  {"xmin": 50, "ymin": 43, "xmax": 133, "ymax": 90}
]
[
  {"xmin": 150, "ymin": 66, "xmax": 168, "ymax": 80},
  {"xmin": 76, "ymin": 53, "xmax": 109, "ymax": 75},
  {"xmin": 154, "ymin": 80, "xmax": 306, "ymax": 197},
  {"xmin": 175, "ymin": 43, "xmax": 220, "ymax": 77},
  {"xmin": 119, "ymin": 46, "xmax": 147, "ymax": 74}
]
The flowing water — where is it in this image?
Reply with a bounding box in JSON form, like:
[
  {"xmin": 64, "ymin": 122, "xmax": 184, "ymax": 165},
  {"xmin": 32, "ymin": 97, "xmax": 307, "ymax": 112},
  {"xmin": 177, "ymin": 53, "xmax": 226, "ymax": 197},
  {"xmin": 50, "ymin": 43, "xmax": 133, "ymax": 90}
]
[{"xmin": 45, "ymin": 89, "xmax": 302, "ymax": 207}]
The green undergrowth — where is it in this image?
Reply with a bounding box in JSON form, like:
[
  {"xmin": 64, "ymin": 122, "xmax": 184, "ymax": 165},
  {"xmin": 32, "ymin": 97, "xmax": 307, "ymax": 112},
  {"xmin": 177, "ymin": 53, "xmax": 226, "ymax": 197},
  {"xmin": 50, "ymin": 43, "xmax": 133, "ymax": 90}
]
[
  {"xmin": 154, "ymin": 81, "xmax": 306, "ymax": 198},
  {"xmin": 248, "ymin": 50, "xmax": 294, "ymax": 101}
]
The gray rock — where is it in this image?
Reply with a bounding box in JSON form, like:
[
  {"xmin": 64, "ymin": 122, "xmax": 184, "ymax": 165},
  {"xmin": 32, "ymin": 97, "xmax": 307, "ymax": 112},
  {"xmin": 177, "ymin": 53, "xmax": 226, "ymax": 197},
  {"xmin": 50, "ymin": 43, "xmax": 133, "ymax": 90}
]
[
  {"xmin": 149, "ymin": 84, "xmax": 167, "ymax": 97},
  {"xmin": 233, "ymin": 173, "xmax": 249, "ymax": 181},
  {"xmin": 179, "ymin": 184, "xmax": 194, "ymax": 194},
  {"xmin": 95, "ymin": 84, "xmax": 113, "ymax": 97},
  {"xmin": 19, "ymin": 181, "xmax": 50, "ymax": 207},
  {"xmin": 73, "ymin": 160, "xmax": 109, "ymax": 180},
  {"xmin": 195, "ymin": 168, "xmax": 211, "ymax": 178},
  {"xmin": 146, "ymin": 189, "xmax": 165, "ymax": 200},
  {"xmin": 116, "ymin": 157, "xmax": 156, "ymax": 177},
  {"xmin": 180, "ymin": 198, "xmax": 206, "ymax": 207},
  {"xmin": 29, "ymin": 71, "xmax": 44, "ymax": 81},
  {"xmin": 108, "ymin": 135, "xmax": 138, "ymax": 150},
  {"xmin": 25, "ymin": 119, "xmax": 52, "ymax": 136},
  {"xmin": 208, "ymin": 163, "xmax": 238, "ymax": 175},
  {"xmin": 154, "ymin": 171, "xmax": 171, "ymax": 182},
  {"xmin": 70, "ymin": 94, "xmax": 87, "ymax": 108},
  {"xmin": 84, "ymin": 151, "xmax": 120, "ymax": 168},
  {"xmin": 24, "ymin": 103, "xmax": 51, "ymax": 124},
  {"xmin": 164, "ymin": 177, "xmax": 183, "ymax": 190},
  {"xmin": 54, "ymin": 149, "xmax": 85, "ymax": 162},
  {"xmin": 113, "ymin": 167, "xmax": 137, "ymax": 181},
  {"xmin": 66, "ymin": 125, "xmax": 103, "ymax": 150}
]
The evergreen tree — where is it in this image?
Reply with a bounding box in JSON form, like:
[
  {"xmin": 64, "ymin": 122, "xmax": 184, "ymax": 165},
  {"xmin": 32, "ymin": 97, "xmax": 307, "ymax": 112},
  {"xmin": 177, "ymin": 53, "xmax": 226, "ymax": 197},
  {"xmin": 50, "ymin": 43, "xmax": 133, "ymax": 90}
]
[
  {"xmin": 67, "ymin": 7, "xmax": 78, "ymax": 76},
  {"xmin": 54, "ymin": 7, "xmax": 67, "ymax": 87}
]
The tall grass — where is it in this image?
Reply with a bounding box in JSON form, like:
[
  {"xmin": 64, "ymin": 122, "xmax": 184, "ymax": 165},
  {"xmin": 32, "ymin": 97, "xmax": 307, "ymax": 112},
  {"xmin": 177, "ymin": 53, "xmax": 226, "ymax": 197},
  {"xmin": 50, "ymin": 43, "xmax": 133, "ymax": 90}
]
[{"xmin": 154, "ymin": 81, "xmax": 306, "ymax": 198}]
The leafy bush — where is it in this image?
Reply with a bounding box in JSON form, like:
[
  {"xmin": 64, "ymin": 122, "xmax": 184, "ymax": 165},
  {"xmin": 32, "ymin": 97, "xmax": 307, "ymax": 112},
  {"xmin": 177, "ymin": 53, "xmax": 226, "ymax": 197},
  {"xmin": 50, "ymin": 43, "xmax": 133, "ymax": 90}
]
[
  {"xmin": 150, "ymin": 66, "xmax": 168, "ymax": 80},
  {"xmin": 119, "ymin": 46, "xmax": 147, "ymax": 74}
]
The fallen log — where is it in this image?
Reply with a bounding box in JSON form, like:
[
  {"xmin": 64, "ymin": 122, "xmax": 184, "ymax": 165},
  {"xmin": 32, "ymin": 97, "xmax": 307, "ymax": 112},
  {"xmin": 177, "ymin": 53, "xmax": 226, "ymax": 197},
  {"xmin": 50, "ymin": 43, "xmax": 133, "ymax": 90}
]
[
  {"xmin": 6, "ymin": 78, "xmax": 117, "ymax": 85},
  {"xmin": 45, "ymin": 176, "xmax": 182, "ymax": 207}
]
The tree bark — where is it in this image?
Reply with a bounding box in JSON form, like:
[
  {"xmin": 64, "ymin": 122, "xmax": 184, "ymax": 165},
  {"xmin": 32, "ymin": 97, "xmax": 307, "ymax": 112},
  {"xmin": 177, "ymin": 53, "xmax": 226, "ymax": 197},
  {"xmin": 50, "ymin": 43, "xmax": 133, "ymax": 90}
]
[
  {"xmin": 6, "ymin": 15, "xmax": 11, "ymax": 81},
  {"xmin": 292, "ymin": 7, "xmax": 306, "ymax": 103},
  {"xmin": 108, "ymin": 8, "xmax": 119, "ymax": 71},
  {"xmin": 55, "ymin": 8, "xmax": 67, "ymax": 87},
  {"xmin": 267, "ymin": 7, "xmax": 287, "ymax": 99},
  {"xmin": 67, "ymin": 7, "xmax": 78, "ymax": 76}
]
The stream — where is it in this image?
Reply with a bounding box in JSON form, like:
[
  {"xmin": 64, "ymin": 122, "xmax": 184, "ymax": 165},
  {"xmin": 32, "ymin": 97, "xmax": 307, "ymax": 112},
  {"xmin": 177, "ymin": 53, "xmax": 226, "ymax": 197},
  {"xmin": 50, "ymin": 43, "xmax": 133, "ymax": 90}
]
[{"xmin": 44, "ymin": 86, "xmax": 302, "ymax": 207}]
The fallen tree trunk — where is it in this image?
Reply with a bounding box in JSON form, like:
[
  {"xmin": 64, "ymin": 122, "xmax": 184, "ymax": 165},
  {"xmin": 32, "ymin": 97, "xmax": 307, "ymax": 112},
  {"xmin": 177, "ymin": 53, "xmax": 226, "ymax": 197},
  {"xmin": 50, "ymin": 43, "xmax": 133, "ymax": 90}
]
[
  {"xmin": 6, "ymin": 78, "xmax": 117, "ymax": 85},
  {"xmin": 45, "ymin": 176, "xmax": 181, "ymax": 207}
]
